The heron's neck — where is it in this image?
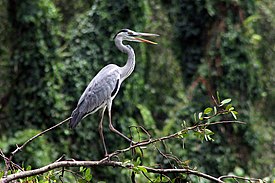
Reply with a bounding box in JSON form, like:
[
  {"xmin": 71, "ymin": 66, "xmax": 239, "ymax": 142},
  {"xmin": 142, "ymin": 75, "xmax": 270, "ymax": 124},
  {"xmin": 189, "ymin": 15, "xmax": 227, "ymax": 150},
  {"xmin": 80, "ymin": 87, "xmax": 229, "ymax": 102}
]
[{"xmin": 115, "ymin": 39, "xmax": 135, "ymax": 81}]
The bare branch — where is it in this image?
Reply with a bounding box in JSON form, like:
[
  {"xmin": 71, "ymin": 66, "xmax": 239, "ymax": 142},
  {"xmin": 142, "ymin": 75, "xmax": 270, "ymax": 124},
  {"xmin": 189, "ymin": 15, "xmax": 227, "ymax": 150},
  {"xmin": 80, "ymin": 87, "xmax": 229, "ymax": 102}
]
[{"xmin": 10, "ymin": 117, "xmax": 72, "ymax": 156}]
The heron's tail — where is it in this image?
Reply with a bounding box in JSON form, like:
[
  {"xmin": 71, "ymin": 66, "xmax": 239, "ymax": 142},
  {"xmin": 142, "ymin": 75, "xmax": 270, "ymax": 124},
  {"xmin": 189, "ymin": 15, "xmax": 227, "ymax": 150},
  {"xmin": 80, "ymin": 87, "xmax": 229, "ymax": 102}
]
[{"xmin": 69, "ymin": 108, "xmax": 84, "ymax": 128}]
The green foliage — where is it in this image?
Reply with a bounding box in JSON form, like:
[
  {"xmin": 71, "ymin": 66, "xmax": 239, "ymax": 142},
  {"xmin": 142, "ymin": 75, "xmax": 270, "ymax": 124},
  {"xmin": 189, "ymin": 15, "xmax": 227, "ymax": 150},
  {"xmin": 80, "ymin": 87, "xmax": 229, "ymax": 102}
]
[
  {"xmin": 6, "ymin": 0, "xmax": 66, "ymax": 130},
  {"xmin": 0, "ymin": 129, "xmax": 57, "ymax": 168},
  {"xmin": 0, "ymin": 0, "xmax": 11, "ymax": 132},
  {"xmin": 79, "ymin": 167, "xmax": 93, "ymax": 182},
  {"xmin": 162, "ymin": 0, "xmax": 273, "ymax": 179},
  {"xmin": 137, "ymin": 104, "xmax": 156, "ymax": 130}
]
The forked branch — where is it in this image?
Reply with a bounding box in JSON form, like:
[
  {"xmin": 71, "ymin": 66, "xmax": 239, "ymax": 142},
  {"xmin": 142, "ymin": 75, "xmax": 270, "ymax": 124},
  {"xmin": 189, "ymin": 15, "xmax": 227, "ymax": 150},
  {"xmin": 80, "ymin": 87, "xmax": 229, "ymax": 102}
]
[
  {"xmin": 1, "ymin": 160, "xmax": 226, "ymax": 183},
  {"xmin": 1, "ymin": 119, "xmax": 248, "ymax": 182}
]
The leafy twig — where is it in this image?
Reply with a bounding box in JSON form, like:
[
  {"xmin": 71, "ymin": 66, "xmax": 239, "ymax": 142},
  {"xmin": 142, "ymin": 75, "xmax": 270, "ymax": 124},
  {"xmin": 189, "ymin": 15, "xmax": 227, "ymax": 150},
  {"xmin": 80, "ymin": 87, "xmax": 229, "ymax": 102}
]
[
  {"xmin": 0, "ymin": 119, "xmax": 260, "ymax": 183},
  {"xmin": 100, "ymin": 120, "xmax": 245, "ymax": 161},
  {"xmin": 1, "ymin": 160, "xmax": 226, "ymax": 183},
  {"xmin": 1, "ymin": 118, "xmax": 246, "ymax": 182}
]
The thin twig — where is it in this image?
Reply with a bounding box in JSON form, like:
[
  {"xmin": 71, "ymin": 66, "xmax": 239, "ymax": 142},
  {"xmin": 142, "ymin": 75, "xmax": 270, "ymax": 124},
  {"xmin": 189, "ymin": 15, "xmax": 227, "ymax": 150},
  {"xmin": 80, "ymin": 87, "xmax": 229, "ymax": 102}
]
[
  {"xmin": 55, "ymin": 154, "xmax": 66, "ymax": 162},
  {"xmin": 136, "ymin": 125, "xmax": 152, "ymax": 139},
  {"xmin": 64, "ymin": 169, "xmax": 85, "ymax": 181},
  {"xmin": 218, "ymin": 175, "xmax": 265, "ymax": 182},
  {"xmin": 1, "ymin": 149, "xmax": 11, "ymax": 177},
  {"xmin": 141, "ymin": 171, "xmax": 154, "ymax": 183},
  {"xmin": 129, "ymin": 125, "xmax": 152, "ymax": 141},
  {"xmin": 144, "ymin": 166, "xmax": 225, "ymax": 183},
  {"xmin": 0, "ymin": 149, "xmax": 23, "ymax": 177},
  {"xmin": 102, "ymin": 120, "xmax": 246, "ymax": 161},
  {"xmin": 10, "ymin": 117, "xmax": 72, "ymax": 156},
  {"xmin": 3, "ymin": 117, "xmax": 72, "ymax": 178},
  {"xmin": 155, "ymin": 147, "xmax": 179, "ymax": 168},
  {"xmin": 211, "ymin": 94, "xmax": 219, "ymax": 106}
]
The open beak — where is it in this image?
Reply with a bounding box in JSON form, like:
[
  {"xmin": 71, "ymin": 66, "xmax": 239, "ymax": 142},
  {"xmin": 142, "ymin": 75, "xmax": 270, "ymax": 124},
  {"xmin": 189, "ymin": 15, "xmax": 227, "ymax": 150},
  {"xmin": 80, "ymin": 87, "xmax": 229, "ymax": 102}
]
[{"xmin": 133, "ymin": 32, "xmax": 159, "ymax": 44}]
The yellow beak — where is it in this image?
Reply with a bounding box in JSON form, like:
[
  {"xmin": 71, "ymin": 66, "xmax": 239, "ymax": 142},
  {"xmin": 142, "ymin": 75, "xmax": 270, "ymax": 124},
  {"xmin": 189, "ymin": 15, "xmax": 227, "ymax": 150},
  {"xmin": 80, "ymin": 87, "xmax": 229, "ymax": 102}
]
[{"xmin": 134, "ymin": 37, "xmax": 158, "ymax": 44}]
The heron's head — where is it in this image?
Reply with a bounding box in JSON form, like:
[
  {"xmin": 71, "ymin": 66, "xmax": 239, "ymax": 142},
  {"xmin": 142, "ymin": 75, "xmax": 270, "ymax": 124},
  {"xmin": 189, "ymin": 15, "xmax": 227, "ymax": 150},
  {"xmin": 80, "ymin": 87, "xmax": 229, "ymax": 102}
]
[{"xmin": 113, "ymin": 29, "xmax": 159, "ymax": 44}]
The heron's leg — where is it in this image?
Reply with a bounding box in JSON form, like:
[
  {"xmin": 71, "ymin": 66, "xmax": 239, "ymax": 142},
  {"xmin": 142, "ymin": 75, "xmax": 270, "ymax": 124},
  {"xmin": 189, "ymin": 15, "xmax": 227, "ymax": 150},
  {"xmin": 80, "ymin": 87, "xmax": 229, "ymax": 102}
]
[
  {"xmin": 107, "ymin": 101, "xmax": 132, "ymax": 142},
  {"xmin": 98, "ymin": 106, "xmax": 108, "ymax": 156}
]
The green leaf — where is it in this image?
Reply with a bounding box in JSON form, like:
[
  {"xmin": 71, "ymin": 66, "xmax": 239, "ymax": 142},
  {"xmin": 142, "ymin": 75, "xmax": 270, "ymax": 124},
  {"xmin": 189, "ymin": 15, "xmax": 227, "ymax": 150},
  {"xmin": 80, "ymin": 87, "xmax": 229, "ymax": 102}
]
[
  {"xmin": 122, "ymin": 160, "xmax": 131, "ymax": 166},
  {"xmin": 231, "ymin": 111, "xmax": 238, "ymax": 119},
  {"xmin": 221, "ymin": 98, "xmax": 231, "ymax": 105},
  {"xmin": 194, "ymin": 131, "xmax": 204, "ymax": 141},
  {"xmin": 232, "ymin": 111, "xmax": 238, "ymax": 115},
  {"xmin": 216, "ymin": 91, "xmax": 220, "ymax": 103},
  {"xmin": 134, "ymin": 157, "xmax": 141, "ymax": 166},
  {"xmin": 132, "ymin": 167, "xmax": 139, "ymax": 174},
  {"xmin": 26, "ymin": 165, "xmax": 32, "ymax": 171},
  {"xmin": 198, "ymin": 112, "xmax": 203, "ymax": 120},
  {"xmin": 0, "ymin": 171, "xmax": 4, "ymax": 178},
  {"xmin": 137, "ymin": 166, "xmax": 147, "ymax": 173},
  {"xmin": 204, "ymin": 135, "xmax": 214, "ymax": 141},
  {"xmin": 155, "ymin": 176, "xmax": 161, "ymax": 182},
  {"xmin": 177, "ymin": 130, "xmax": 188, "ymax": 139},
  {"xmin": 204, "ymin": 107, "xmax": 213, "ymax": 114},
  {"xmin": 225, "ymin": 104, "xmax": 232, "ymax": 111},
  {"xmin": 49, "ymin": 174, "xmax": 57, "ymax": 181},
  {"xmin": 78, "ymin": 179, "xmax": 87, "ymax": 183},
  {"xmin": 214, "ymin": 106, "xmax": 217, "ymax": 115},
  {"xmin": 80, "ymin": 166, "xmax": 84, "ymax": 172},
  {"xmin": 182, "ymin": 120, "xmax": 187, "ymax": 128},
  {"xmin": 160, "ymin": 176, "xmax": 170, "ymax": 182},
  {"xmin": 226, "ymin": 104, "xmax": 234, "ymax": 111},
  {"xmin": 194, "ymin": 113, "xmax": 197, "ymax": 122},
  {"xmin": 204, "ymin": 129, "xmax": 214, "ymax": 135},
  {"xmin": 85, "ymin": 168, "xmax": 92, "ymax": 181},
  {"xmin": 229, "ymin": 107, "xmax": 234, "ymax": 111}
]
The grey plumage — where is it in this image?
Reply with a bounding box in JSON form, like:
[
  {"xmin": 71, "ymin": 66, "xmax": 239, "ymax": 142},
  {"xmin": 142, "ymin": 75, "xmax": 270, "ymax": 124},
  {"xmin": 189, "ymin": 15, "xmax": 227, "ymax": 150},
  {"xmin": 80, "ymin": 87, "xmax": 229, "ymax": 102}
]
[
  {"xmin": 69, "ymin": 29, "xmax": 158, "ymax": 156},
  {"xmin": 70, "ymin": 64, "xmax": 121, "ymax": 128}
]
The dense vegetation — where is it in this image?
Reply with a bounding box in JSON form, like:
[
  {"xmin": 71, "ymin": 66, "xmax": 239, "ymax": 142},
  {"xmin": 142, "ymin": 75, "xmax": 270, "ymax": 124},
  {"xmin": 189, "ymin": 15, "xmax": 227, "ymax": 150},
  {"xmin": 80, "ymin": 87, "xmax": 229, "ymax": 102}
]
[{"xmin": 0, "ymin": 0, "xmax": 274, "ymax": 182}]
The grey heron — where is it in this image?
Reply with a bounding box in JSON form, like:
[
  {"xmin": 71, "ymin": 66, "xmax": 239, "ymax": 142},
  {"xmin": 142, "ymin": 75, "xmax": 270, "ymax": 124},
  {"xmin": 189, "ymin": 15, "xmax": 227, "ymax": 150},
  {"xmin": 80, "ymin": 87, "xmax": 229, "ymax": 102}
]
[{"xmin": 69, "ymin": 29, "xmax": 158, "ymax": 156}]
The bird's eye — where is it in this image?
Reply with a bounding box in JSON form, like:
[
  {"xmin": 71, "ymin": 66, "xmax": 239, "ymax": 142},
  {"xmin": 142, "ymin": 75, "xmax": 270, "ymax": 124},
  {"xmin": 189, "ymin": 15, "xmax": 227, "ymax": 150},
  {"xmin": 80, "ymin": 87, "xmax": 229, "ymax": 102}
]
[{"xmin": 128, "ymin": 32, "xmax": 133, "ymax": 35}]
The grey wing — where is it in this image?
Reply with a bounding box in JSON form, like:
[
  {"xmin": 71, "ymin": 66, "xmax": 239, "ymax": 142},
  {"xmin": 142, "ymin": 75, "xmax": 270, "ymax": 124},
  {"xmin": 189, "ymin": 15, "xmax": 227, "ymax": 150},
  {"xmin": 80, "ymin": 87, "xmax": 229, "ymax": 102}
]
[{"xmin": 69, "ymin": 64, "xmax": 121, "ymax": 128}]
